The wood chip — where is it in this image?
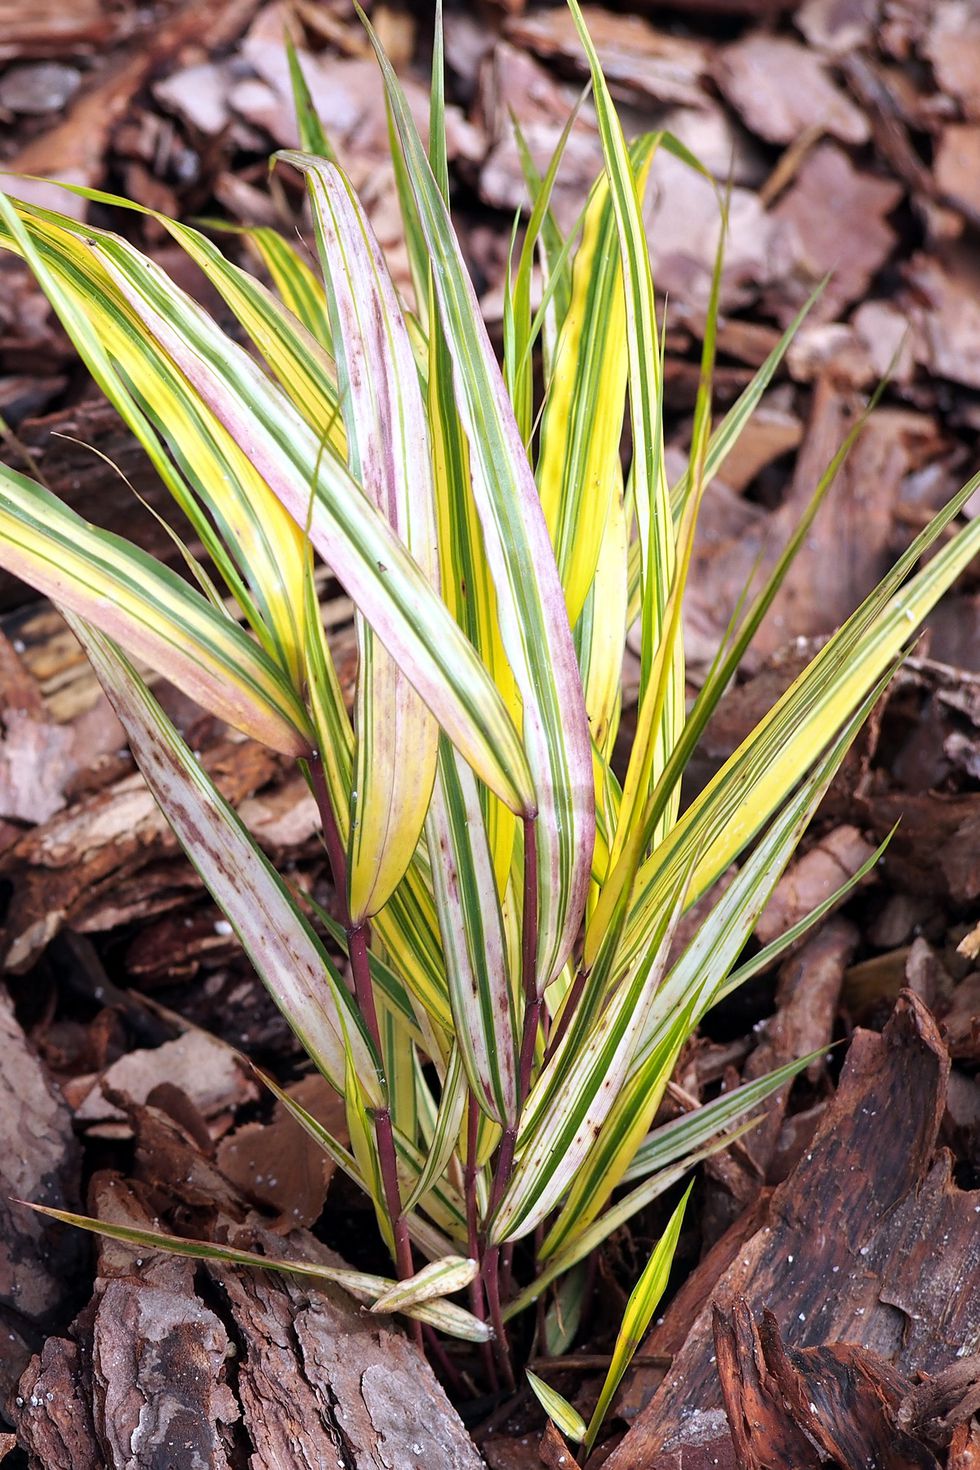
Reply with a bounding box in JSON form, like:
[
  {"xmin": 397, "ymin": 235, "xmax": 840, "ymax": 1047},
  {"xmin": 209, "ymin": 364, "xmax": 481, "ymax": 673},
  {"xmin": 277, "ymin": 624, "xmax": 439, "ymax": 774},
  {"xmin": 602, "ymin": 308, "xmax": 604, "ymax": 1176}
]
[
  {"xmin": 715, "ymin": 35, "xmax": 870, "ymax": 146},
  {"xmin": 71, "ymin": 1028, "xmax": 258, "ymax": 1133},
  {"xmin": 756, "ymin": 826, "xmax": 876, "ymax": 947},
  {"xmin": 771, "ymin": 143, "xmax": 902, "ymax": 321},
  {"xmin": 923, "ymin": 1, "xmax": 980, "ymax": 123},
  {"xmin": 0, "ymin": 988, "xmax": 84, "ymax": 1400},
  {"xmin": 607, "ymin": 993, "xmax": 980, "ymax": 1466},
  {"xmin": 934, "ymin": 125, "xmax": 980, "ymax": 221},
  {"xmin": 797, "ymin": 0, "xmax": 881, "ymax": 54},
  {"xmin": 505, "ymin": 6, "xmax": 711, "ymax": 109}
]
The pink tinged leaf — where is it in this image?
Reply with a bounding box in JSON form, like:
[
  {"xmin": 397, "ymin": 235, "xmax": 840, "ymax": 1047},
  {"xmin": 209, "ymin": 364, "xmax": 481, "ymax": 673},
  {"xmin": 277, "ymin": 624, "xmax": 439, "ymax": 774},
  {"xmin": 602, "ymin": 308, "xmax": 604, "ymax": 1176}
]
[
  {"xmin": 90, "ymin": 240, "xmax": 533, "ymax": 819},
  {"xmin": 335, "ymin": 56, "xmax": 596, "ymax": 986},
  {"xmin": 69, "ymin": 613, "xmax": 381, "ymax": 1105},
  {"xmin": 304, "ymin": 161, "xmax": 440, "ymax": 923}
]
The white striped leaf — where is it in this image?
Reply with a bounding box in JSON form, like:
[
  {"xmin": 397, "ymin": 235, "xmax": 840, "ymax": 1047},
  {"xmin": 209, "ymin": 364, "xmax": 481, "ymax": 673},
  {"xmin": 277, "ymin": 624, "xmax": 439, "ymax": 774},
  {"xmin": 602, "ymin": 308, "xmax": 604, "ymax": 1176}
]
[
  {"xmin": 21, "ymin": 1204, "xmax": 489, "ymax": 1341},
  {"xmin": 69, "ymin": 615, "xmax": 381, "ymax": 1105},
  {"xmin": 0, "ymin": 461, "xmax": 309, "ymax": 756},
  {"xmin": 488, "ymin": 861, "xmax": 692, "ymax": 1245},
  {"xmin": 295, "ymin": 156, "xmax": 440, "ymax": 922},
  {"xmin": 85, "ymin": 231, "xmax": 534, "ymax": 817},
  {"xmin": 369, "ymin": 1254, "xmax": 477, "ymax": 1313},
  {"xmin": 361, "ymin": 23, "xmax": 595, "ymax": 989},
  {"xmin": 426, "ymin": 739, "xmax": 518, "ymax": 1125}
]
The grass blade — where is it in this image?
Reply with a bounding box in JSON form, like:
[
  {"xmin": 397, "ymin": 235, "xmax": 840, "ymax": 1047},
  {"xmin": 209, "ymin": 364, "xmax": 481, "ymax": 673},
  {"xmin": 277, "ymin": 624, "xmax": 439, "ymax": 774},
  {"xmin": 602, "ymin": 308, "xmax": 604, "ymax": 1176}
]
[
  {"xmin": 0, "ymin": 460, "xmax": 309, "ymax": 755},
  {"xmin": 364, "ymin": 9, "xmax": 595, "ymax": 987},
  {"xmin": 295, "ymin": 156, "xmax": 441, "ymax": 920}
]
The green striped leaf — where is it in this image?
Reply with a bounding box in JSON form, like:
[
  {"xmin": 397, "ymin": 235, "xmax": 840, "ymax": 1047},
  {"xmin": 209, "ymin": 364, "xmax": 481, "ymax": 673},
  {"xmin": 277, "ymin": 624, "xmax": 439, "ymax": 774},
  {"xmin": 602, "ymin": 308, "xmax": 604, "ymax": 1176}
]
[
  {"xmin": 83, "ymin": 227, "xmax": 534, "ymax": 817},
  {"xmin": 426, "ymin": 739, "xmax": 518, "ymax": 1125},
  {"xmin": 69, "ymin": 615, "xmax": 381, "ymax": 1104},
  {"xmin": 526, "ymin": 1371, "xmax": 587, "ymax": 1443},
  {"xmin": 548, "ymin": 679, "xmax": 893, "ymax": 1257},
  {"xmin": 20, "ymin": 1203, "xmax": 489, "ymax": 1341},
  {"xmin": 537, "ymin": 139, "xmax": 652, "ymax": 629},
  {"xmin": 489, "ymin": 861, "xmax": 692, "ymax": 1245},
  {"xmin": 0, "ymin": 195, "xmax": 309, "ymax": 679},
  {"xmin": 505, "ymin": 1126, "xmax": 750, "ymax": 1323},
  {"xmin": 621, "ymin": 472, "xmax": 980, "ymax": 978},
  {"xmin": 363, "ymin": 15, "xmax": 595, "ymax": 987},
  {"xmin": 563, "ymin": 12, "xmax": 684, "ymax": 842},
  {"xmin": 294, "ymin": 156, "xmax": 440, "ymax": 921},
  {"xmin": 402, "ymin": 1045, "xmax": 467, "ymax": 1214},
  {"xmin": 622, "ymin": 1051, "xmax": 822, "ymax": 1185},
  {"xmin": 0, "ymin": 461, "xmax": 309, "ymax": 755},
  {"xmin": 583, "ymin": 1184, "xmax": 691, "ymax": 1452}
]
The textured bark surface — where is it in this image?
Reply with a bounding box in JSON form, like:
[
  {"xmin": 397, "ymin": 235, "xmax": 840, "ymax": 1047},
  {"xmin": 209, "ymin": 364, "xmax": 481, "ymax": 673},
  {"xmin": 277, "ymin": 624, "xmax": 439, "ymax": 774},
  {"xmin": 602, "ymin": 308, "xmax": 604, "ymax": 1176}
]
[
  {"xmin": 0, "ymin": 988, "xmax": 84, "ymax": 1407},
  {"xmin": 710, "ymin": 1301, "xmax": 980, "ymax": 1470},
  {"xmin": 12, "ymin": 1102, "xmax": 484, "ymax": 1469},
  {"xmin": 608, "ymin": 992, "xmax": 980, "ymax": 1468}
]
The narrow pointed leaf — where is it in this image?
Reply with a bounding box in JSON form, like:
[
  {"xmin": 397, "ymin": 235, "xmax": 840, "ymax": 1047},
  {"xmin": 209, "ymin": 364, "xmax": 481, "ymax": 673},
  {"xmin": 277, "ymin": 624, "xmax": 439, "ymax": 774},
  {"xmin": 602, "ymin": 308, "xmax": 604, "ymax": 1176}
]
[
  {"xmin": 0, "ymin": 461, "xmax": 309, "ymax": 755},
  {"xmin": 526, "ymin": 1372, "xmax": 587, "ymax": 1443},
  {"xmin": 19, "ymin": 1203, "xmax": 489, "ymax": 1341},
  {"xmin": 537, "ymin": 141, "xmax": 651, "ymax": 628},
  {"xmin": 426, "ymin": 740, "xmax": 518, "ymax": 1124},
  {"xmin": 583, "ymin": 1185, "xmax": 691, "ymax": 1452},
  {"xmin": 296, "ymin": 156, "xmax": 440, "ymax": 920},
  {"xmin": 362, "ymin": 17, "xmax": 595, "ymax": 987},
  {"xmin": 69, "ymin": 616, "xmax": 381, "ymax": 1105}
]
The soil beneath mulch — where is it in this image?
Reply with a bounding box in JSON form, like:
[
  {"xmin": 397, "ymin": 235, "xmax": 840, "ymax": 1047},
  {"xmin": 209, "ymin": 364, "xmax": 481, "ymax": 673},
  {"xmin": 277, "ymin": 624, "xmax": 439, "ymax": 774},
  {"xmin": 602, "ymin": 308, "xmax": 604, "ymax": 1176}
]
[{"xmin": 0, "ymin": 1, "xmax": 979, "ymax": 1466}]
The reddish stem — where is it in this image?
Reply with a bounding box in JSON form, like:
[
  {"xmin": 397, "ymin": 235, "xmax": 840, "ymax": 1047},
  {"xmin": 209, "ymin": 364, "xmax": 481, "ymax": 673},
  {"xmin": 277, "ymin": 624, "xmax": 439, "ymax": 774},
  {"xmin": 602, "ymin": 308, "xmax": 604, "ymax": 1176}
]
[
  {"xmin": 544, "ymin": 964, "xmax": 588, "ymax": 1064},
  {"xmin": 307, "ymin": 750, "xmax": 417, "ymax": 1336},
  {"xmin": 466, "ymin": 1093, "xmax": 499, "ymax": 1393}
]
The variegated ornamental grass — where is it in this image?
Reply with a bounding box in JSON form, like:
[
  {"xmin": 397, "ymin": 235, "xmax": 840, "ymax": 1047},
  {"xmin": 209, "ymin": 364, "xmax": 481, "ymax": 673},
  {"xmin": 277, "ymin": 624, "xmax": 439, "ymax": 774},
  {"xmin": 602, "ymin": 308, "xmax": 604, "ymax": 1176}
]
[{"xmin": 2, "ymin": 0, "xmax": 979, "ymax": 1439}]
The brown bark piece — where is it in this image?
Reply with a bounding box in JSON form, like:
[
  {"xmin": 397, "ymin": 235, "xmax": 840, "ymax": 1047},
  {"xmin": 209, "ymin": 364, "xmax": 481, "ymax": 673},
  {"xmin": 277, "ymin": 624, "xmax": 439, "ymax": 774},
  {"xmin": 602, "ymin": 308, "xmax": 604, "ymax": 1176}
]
[
  {"xmin": 906, "ymin": 254, "xmax": 980, "ymax": 393},
  {"xmin": 716, "ymin": 35, "xmax": 869, "ymax": 145},
  {"xmin": 713, "ymin": 1299, "xmax": 818, "ymax": 1468},
  {"xmin": 0, "ymin": 735, "xmax": 279, "ymax": 971},
  {"xmin": 713, "ymin": 1303, "xmax": 962, "ymax": 1470},
  {"xmin": 756, "ymin": 827, "xmax": 874, "ymax": 946},
  {"xmin": 607, "ymin": 993, "xmax": 980, "ymax": 1466},
  {"xmin": 214, "ymin": 1234, "xmax": 484, "ymax": 1470},
  {"xmin": 935, "ymin": 126, "xmax": 980, "ymax": 221},
  {"xmin": 0, "ymin": 629, "xmax": 77, "ymax": 825},
  {"xmin": 741, "ymin": 916, "xmax": 858, "ymax": 1174},
  {"xmin": 538, "ymin": 1421, "xmax": 582, "ymax": 1469},
  {"xmin": 923, "ymin": 2, "xmax": 980, "ymax": 123},
  {"xmin": 14, "ymin": 1101, "xmax": 483, "ymax": 1468},
  {"xmin": 505, "ymin": 7, "xmax": 710, "ymax": 109},
  {"xmin": 0, "ymin": 988, "xmax": 83, "ymax": 1404},
  {"xmin": 216, "ymin": 1072, "xmax": 347, "ymax": 1229},
  {"xmin": 15, "ymin": 1339, "xmax": 102, "ymax": 1470},
  {"xmin": 0, "ymin": 0, "xmax": 127, "ymax": 60},
  {"xmin": 71, "ymin": 1028, "xmax": 257, "ymax": 1135},
  {"xmin": 771, "ymin": 144, "xmax": 902, "ymax": 322}
]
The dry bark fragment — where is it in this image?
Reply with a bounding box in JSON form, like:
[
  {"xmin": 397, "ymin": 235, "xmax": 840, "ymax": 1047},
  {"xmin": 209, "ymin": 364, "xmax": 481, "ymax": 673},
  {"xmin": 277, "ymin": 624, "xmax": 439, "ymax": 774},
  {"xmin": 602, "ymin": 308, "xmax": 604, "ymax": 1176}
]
[
  {"xmin": 14, "ymin": 1098, "xmax": 484, "ymax": 1468},
  {"xmin": 715, "ymin": 36, "xmax": 869, "ymax": 146},
  {"xmin": 607, "ymin": 992, "xmax": 980, "ymax": 1465},
  {"xmin": 0, "ymin": 988, "xmax": 83, "ymax": 1405},
  {"xmin": 505, "ymin": 7, "xmax": 710, "ymax": 109},
  {"xmin": 712, "ymin": 1301, "xmax": 977, "ymax": 1470},
  {"xmin": 771, "ymin": 144, "xmax": 902, "ymax": 322}
]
